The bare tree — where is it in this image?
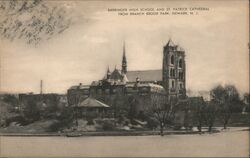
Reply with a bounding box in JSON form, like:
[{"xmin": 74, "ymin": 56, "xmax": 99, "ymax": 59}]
[
  {"xmin": 189, "ymin": 97, "xmax": 206, "ymax": 132},
  {"xmin": 242, "ymin": 93, "xmax": 250, "ymax": 113},
  {"xmin": 210, "ymin": 84, "xmax": 241, "ymax": 129},
  {"xmin": 204, "ymin": 101, "xmax": 218, "ymax": 132},
  {"xmin": 146, "ymin": 95, "xmax": 176, "ymax": 136},
  {"xmin": 73, "ymin": 90, "xmax": 82, "ymax": 127}
]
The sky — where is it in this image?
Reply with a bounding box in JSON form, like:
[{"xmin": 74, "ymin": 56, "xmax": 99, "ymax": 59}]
[{"xmin": 0, "ymin": 0, "xmax": 249, "ymax": 95}]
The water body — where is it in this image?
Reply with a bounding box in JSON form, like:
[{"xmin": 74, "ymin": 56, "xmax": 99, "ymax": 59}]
[{"xmin": 0, "ymin": 129, "xmax": 249, "ymax": 157}]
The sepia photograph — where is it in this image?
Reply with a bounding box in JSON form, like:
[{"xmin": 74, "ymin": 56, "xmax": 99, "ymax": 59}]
[{"xmin": 0, "ymin": 0, "xmax": 249, "ymax": 157}]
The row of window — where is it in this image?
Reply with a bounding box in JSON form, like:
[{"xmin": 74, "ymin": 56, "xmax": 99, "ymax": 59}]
[
  {"xmin": 91, "ymin": 87, "xmax": 150, "ymax": 95},
  {"xmin": 68, "ymin": 89, "xmax": 89, "ymax": 95},
  {"xmin": 170, "ymin": 55, "xmax": 183, "ymax": 68},
  {"xmin": 179, "ymin": 72, "xmax": 184, "ymax": 79},
  {"xmin": 171, "ymin": 80, "xmax": 184, "ymax": 89},
  {"xmin": 169, "ymin": 69, "xmax": 184, "ymax": 79},
  {"xmin": 126, "ymin": 87, "xmax": 149, "ymax": 92},
  {"xmin": 170, "ymin": 68, "xmax": 175, "ymax": 77},
  {"xmin": 94, "ymin": 89, "xmax": 118, "ymax": 95},
  {"xmin": 90, "ymin": 86, "xmax": 167, "ymax": 96}
]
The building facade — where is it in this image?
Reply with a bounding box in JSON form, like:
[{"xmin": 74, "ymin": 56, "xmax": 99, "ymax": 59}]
[{"xmin": 67, "ymin": 39, "xmax": 186, "ymax": 114}]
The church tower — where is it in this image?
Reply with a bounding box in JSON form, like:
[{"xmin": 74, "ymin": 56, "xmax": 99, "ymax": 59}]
[
  {"xmin": 121, "ymin": 42, "xmax": 127, "ymax": 74},
  {"xmin": 162, "ymin": 39, "xmax": 186, "ymax": 101}
]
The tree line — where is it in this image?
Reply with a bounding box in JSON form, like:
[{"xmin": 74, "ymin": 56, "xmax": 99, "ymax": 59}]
[{"xmin": 146, "ymin": 84, "xmax": 249, "ymax": 135}]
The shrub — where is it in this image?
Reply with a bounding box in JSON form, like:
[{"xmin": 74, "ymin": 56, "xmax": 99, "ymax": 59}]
[
  {"xmin": 47, "ymin": 121, "xmax": 61, "ymax": 132},
  {"xmin": 102, "ymin": 121, "xmax": 115, "ymax": 131},
  {"xmin": 58, "ymin": 107, "xmax": 73, "ymax": 121},
  {"xmin": 146, "ymin": 117, "xmax": 159, "ymax": 130},
  {"xmin": 47, "ymin": 107, "xmax": 74, "ymax": 132},
  {"xmin": 23, "ymin": 100, "xmax": 41, "ymax": 122},
  {"xmin": 138, "ymin": 111, "xmax": 147, "ymax": 121},
  {"xmin": 124, "ymin": 120, "xmax": 129, "ymax": 126},
  {"xmin": 130, "ymin": 119, "xmax": 138, "ymax": 125},
  {"xmin": 183, "ymin": 110, "xmax": 193, "ymax": 130},
  {"xmin": 87, "ymin": 118, "xmax": 94, "ymax": 125},
  {"xmin": 5, "ymin": 115, "xmax": 29, "ymax": 126},
  {"xmin": 118, "ymin": 115, "xmax": 125, "ymax": 124},
  {"xmin": 3, "ymin": 94, "xmax": 18, "ymax": 107},
  {"xmin": 173, "ymin": 124, "xmax": 182, "ymax": 130}
]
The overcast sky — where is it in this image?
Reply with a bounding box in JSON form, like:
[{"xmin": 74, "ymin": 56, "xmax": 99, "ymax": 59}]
[{"xmin": 0, "ymin": 0, "xmax": 249, "ymax": 95}]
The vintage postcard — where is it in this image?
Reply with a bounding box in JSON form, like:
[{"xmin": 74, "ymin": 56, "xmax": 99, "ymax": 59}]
[{"xmin": 0, "ymin": 0, "xmax": 249, "ymax": 157}]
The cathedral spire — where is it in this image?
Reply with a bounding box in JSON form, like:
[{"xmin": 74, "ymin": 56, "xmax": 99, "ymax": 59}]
[
  {"xmin": 107, "ymin": 65, "xmax": 110, "ymax": 73},
  {"xmin": 166, "ymin": 38, "xmax": 175, "ymax": 47},
  {"xmin": 122, "ymin": 41, "xmax": 127, "ymax": 74},
  {"xmin": 106, "ymin": 65, "xmax": 111, "ymax": 79}
]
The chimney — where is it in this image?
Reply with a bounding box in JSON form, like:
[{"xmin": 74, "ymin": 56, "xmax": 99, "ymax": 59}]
[{"xmin": 40, "ymin": 80, "xmax": 43, "ymax": 94}]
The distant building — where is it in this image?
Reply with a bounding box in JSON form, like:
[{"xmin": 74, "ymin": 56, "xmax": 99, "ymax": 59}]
[
  {"xmin": 67, "ymin": 84, "xmax": 90, "ymax": 106},
  {"xmin": 19, "ymin": 93, "xmax": 68, "ymax": 109},
  {"xmin": 67, "ymin": 39, "xmax": 186, "ymax": 115},
  {"xmin": 187, "ymin": 90, "xmax": 211, "ymax": 101}
]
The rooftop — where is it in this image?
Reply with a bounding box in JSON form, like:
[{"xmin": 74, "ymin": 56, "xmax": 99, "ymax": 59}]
[
  {"xmin": 69, "ymin": 85, "xmax": 90, "ymax": 90},
  {"xmin": 166, "ymin": 38, "xmax": 175, "ymax": 47},
  {"xmin": 78, "ymin": 97, "xmax": 110, "ymax": 108},
  {"xmin": 126, "ymin": 69, "xmax": 162, "ymax": 82}
]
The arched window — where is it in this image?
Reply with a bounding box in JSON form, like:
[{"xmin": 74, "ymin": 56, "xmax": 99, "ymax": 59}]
[
  {"xmin": 170, "ymin": 55, "xmax": 174, "ymax": 64},
  {"xmin": 179, "ymin": 58, "xmax": 183, "ymax": 68},
  {"xmin": 172, "ymin": 80, "xmax": 175, "ymax": 88},
  {"xmin": 173, "ymin": 69, "xmax": 175, "ymax": 77},
  {"xmin": 170, "ymin": 69, "xmax": 175, "ymax": 77},
  {"xmin": 179, "ymin": 72, "xmax": 183, "ymax": 79},
  {"xmin": 180, "ymin": 83, "xmax": 183, "ymax": 89}
]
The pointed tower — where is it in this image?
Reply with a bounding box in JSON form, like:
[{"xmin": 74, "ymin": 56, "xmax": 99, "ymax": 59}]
[{"xmin": 121, "ymin": 42, "xmax": 127, "ymax": 74}]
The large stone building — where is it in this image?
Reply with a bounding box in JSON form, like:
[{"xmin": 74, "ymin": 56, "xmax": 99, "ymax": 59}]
[{"xmin": 67, "ymin": 39, "xmax": 186, "ymax": 115}]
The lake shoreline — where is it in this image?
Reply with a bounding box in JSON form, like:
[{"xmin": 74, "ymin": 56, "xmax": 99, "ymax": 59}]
[{"xmin": 0, "ymin": 127, "xmax": 248, "ymax": 137}]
